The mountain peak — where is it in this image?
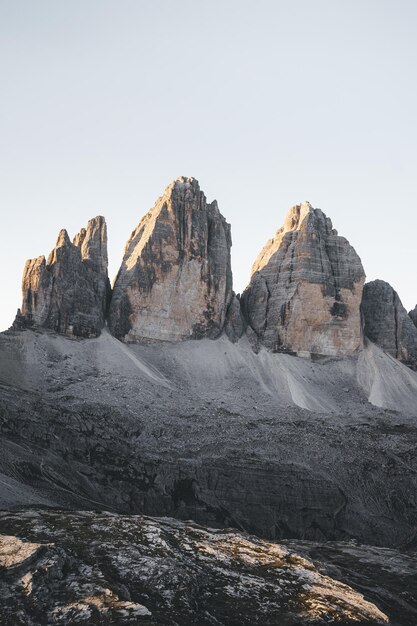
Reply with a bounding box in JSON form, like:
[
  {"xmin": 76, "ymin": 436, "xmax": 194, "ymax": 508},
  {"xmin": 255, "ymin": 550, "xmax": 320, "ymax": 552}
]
[
  {"xmin": 109, "ymin": 178, "xmax": 237, "ymax": 343},
  {"xmin": 242, "ymin": 202, "xmax": 365, "ymax": 356},
  {"xmin": 17, "ymin": 218, "xmax": 110, "ymax": 337}
]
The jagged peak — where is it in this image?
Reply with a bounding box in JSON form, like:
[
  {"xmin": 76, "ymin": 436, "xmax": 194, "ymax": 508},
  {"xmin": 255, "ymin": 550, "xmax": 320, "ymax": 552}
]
[
  {"xmin": 282, "ymin": 201, "xmax": 313, "ymax": 233},
  {"xmin": 73, "ymin": 228, "xmax": 86, "ymax": 248},
  {"xmin": 158, "ymin": 177, "xmax": 206, "ymax": 206},
  {"xmin": 252, "ymin": 202, "xmax": 338, "ymax": 276},
  {"xmin": 87, "ymin": 214, "xmax": 106, "ymax": 226},
  {"xmin": 169, "ymin": 175, "xmax": 199, "ymax": 189},
  {"xmin": 55, "ymin": 229, "xmax": 71, "ymax": 249}
]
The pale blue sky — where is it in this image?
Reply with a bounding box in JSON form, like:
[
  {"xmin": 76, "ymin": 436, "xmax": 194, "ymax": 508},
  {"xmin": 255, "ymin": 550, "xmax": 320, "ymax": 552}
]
[{"xmin": 1, "ymin": 0, "xmax": 416, "ymax": 331}]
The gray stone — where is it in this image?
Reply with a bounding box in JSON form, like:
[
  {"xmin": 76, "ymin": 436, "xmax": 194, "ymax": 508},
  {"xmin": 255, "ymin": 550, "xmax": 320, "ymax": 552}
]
[
  {"xmin": 409, "ymin": 305, "xmax": 417, "ymax": 329},
  {"xmin": 362, "ymin": 279, "xmax": 417, "ymax": 369},
  {"xmin": 241, "ymin": 202, "xmax": 365, "ymax": 356},
  {"xmin": 224, "ymin": 293, "xmax": 246, "ymax": 343},
  {"xmin": 17, "ymin": 216, "xmax": 110, "ymax": 338},
  {"xmin": 109, "ymin": 177, "xmax": 234, "ymax": 342},
  {"xmin": 0, "ymin": 510, "xmax": 395, "ymax": 625}
]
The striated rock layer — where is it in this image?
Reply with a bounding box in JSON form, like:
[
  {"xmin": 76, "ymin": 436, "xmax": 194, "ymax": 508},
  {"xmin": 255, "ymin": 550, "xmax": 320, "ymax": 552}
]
[
  {"xmin": 109, "ymin": 177, "xmax": 238, "ymax": 342},
  {"xmin": 241, "ymin": 202, "xmax": 365, "ymax": 356},
  {"xmin": 17, "ymin": 216, "xmax": 110, "ymax": 338},
  {"xmin": 362, "ymin": 279, "xmax": 417, "ymax": 369}
]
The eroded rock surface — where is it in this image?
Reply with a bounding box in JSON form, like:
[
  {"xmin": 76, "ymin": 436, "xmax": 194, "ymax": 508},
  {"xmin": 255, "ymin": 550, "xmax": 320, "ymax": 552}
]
[
  {"xmin": 409, "ymin": 305, "xmax": 417, "ymax": 329},
  {"xmin": 362, "ymin": 280, "xmax": 417, "ymax": 369},
  {"xmin": 241, "ymin": 202, "xmax": 365, "ymax": 356},
  {"xmin": 17, "ymin": 216, "xmax": 110, "ymax": 338},
  {"xmin": 109, "ymin": 177, "xmax": 236, "ymax": 342},
  {"xmin": 0, "ymin": 510, "xmax": 396, "ymax": 625}
]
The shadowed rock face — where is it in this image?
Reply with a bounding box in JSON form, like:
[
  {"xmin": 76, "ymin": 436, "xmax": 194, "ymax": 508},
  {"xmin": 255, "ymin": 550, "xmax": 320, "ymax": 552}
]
[
  {"xmin": 409, "ymin": 305, "xmax": 417, "ymax": 329},
  {"xmin": 241, "ymin": 202, "xmax": 365, "ymax": 356},
  {"xmin": 109, "ymin": 177, "xmax": 237, "ymax": 342},
  {"xmin": 362, "ymin": 280, "xmax": 417, "ymax": 369},
  {"xmin": 17, "ymin": 217, "xmax": 110, "ymax": 338}
]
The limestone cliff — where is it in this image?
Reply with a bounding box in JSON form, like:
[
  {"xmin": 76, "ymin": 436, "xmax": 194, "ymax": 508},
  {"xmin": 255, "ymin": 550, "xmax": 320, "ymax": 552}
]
[
  {"xmin": 109, "ymin": 177, "xmax": 238, "ymax": 342},
  {"xmin": 241, "ymin": 202, "xmax": 365, "ymax": 356},
  {"xmin": 17, "ymin": 216, "xmax": 110, "ymax": 338},
  {"xmin": 362, "ymin": 280, "xmax": 417, "ymax": 369}
]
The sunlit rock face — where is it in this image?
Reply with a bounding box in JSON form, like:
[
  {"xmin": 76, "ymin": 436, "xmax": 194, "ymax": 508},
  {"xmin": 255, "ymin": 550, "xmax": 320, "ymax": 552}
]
[
  {"xmin": 109, "ymin": 177, "xmax": 238, "ymax": 342},
  {"xmin": 17, "ymin": 216, "xmax": 110, "ymax": 338},
  {"xmin": 0, "ymin": 510, "xmax": 391, "ymax": 626},
  {"xmin": 241, "ymin": 202, "xmax": 365, "ymax": 356},
  {"xmin": 362, "ymin": 279, "xmax": 417, "ymax": 369}
]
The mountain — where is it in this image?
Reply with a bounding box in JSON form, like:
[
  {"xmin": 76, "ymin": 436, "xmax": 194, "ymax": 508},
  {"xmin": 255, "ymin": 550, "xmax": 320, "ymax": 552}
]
[
  {"xmin": 15, "ymin": 216, "xmax": 110, "ymax": 338},
  {"xmin": 3, "ymin": 180, "xmax": 417, "ymax": 625},
  {"xmin": 109, "ymin": 177, "xmax": 241, "ymax": 342},
  {"xmin": 241, "ymin": 202, "xmax": 365, "ymax": 356}
]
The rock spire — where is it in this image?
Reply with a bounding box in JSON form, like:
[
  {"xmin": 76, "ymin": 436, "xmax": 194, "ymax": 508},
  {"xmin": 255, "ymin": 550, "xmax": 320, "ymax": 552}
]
[
  {"xmin": 109, "ymin": 177, "xmax": 239, "ymax": 342},
  {"xmin": 17, "ymin": 216, "xmax": 110, "ymax": 338},
  {"xmin": 241, "ymin": 202, "xmax": 365, "ymax": 356}
]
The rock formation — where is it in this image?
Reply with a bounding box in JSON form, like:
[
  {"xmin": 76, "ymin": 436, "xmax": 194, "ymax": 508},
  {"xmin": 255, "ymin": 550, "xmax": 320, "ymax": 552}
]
[
  {"xmin": 0, "ymin": 510, "xmax": 393, "ymax": 625},
  {"xmin": 409, "ymin": 305, "xmax": 417, "ymax": 329},
  {"xmin": 362, "ymin": 280, "xmax": 417, "ymax": 369},
  {"xmin": 109, "ymin": 176, "xmax": 238, "ymax": 342},
  {"xmin": 17, "ymin": 216, "xmax": 110, "ymax": 338},
  {"xmin": 241, "ymin": 202, "xmax": 365, "ymax": 356}
]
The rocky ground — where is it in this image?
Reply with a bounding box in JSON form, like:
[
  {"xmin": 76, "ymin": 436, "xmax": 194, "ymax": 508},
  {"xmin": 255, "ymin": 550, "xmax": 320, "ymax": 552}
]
[
  {"xmin": 1, "ymin": 327, "xmax": 417, "ymax": 624},
  {"xmin": 2, "ymin": 509, "xmax": 416, "ymax": 626}
]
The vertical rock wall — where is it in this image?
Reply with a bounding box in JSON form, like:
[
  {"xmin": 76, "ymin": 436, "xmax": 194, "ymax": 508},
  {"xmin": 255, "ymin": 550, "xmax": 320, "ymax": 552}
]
[{"xmin": 18, "ymin": 216, "xmax": 110, "ymax": 338}]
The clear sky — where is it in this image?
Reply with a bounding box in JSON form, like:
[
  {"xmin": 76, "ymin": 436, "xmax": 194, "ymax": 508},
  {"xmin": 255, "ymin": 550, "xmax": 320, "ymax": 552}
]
[{"xmin": 1, "ymin": 0, "xmax": 416, "ymax": 331}]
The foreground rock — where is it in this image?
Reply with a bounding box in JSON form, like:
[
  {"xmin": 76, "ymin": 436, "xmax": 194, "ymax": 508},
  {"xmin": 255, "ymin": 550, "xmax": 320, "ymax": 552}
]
[
  {"xmin": 362, "ymin": 280, "xmax": 417, "ymax": 369},
  {"xmin": 241, "ymin": 202, "xmax": 365, "ymax": 356},
  {"xmin": 109, "ymin": 177, "xmax": 238, "ymax": 342},
  {"xmin": 16, "ymin": 217, "xmax": 110, "ymax": 338},
  {"xmin": 0, "ymin": 509, "xmax": 398, "ymax": 625}
]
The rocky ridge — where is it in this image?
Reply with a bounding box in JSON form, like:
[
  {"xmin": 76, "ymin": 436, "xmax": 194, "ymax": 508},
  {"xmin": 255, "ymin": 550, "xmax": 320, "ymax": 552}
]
[
  {"xmin": 13, "ymin": 182, "xmax": 417, "ymax": 369},
  {"xmin": 241, "ymin": 202, "xmax": 365, "ymax": 356},
  {"xmin": 16, "ymin": 216, "xmax": 110, "ymax": 338}
]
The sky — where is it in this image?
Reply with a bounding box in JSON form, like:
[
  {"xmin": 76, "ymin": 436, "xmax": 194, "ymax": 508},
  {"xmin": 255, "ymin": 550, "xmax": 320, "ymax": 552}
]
[{"xmin": 1, "ymin": 0, "xmax": 416, "ymax": 331}]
